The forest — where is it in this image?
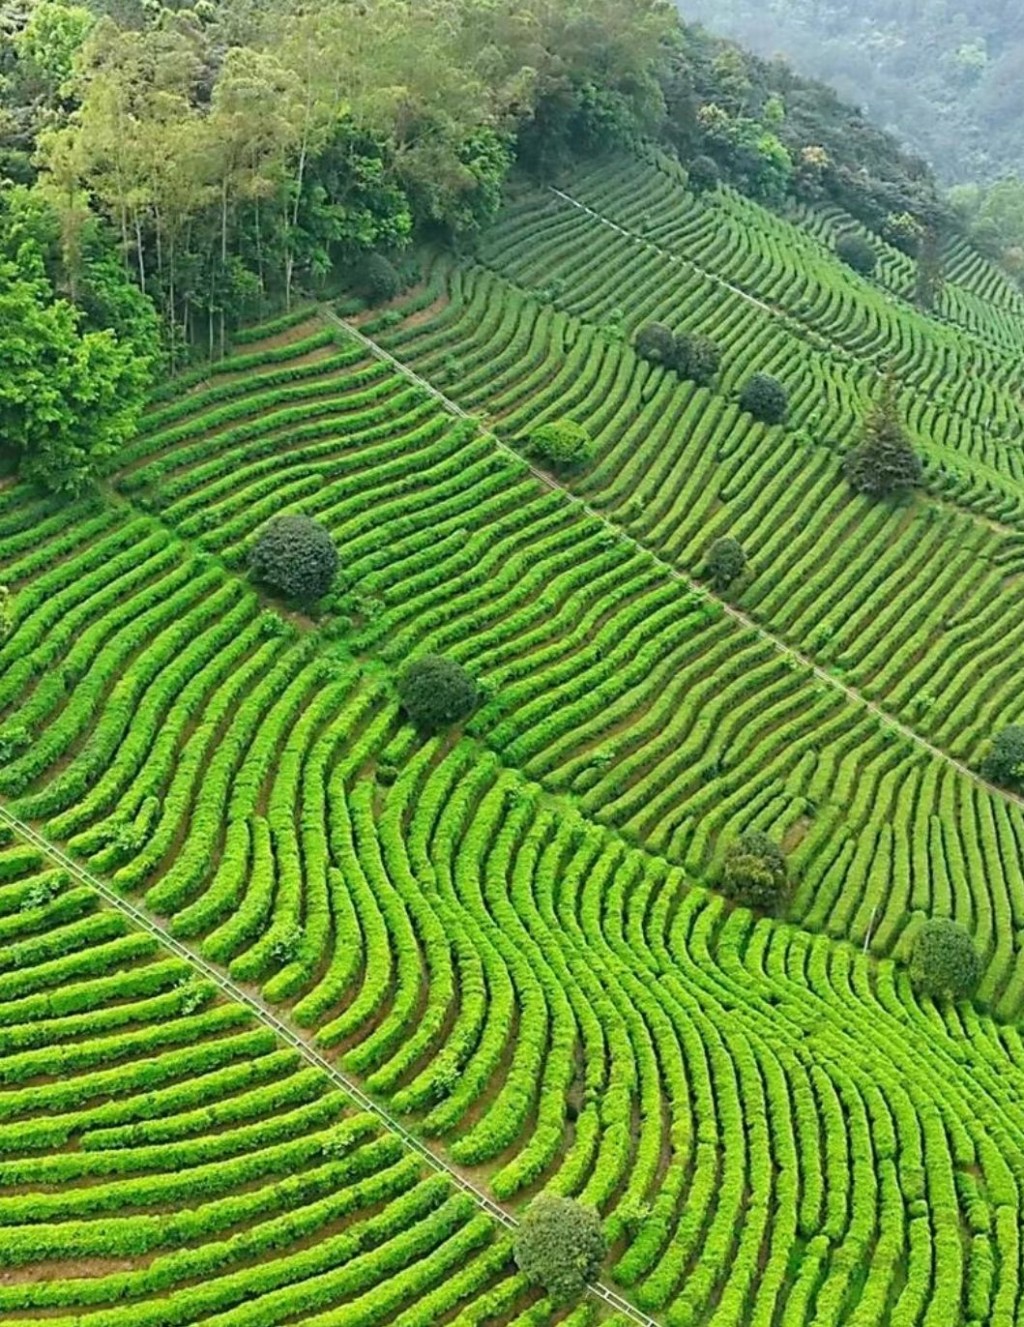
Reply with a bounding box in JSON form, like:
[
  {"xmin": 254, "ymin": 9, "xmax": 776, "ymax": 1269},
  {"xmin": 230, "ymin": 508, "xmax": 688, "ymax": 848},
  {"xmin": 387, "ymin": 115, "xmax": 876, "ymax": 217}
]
[
  {"xmin": 0, "ymin": 0, "xmax": 957, "ymax": 493},
  {"xmin": 678, "ymin": 0, "xmax": 1024, "ymax": 185}
]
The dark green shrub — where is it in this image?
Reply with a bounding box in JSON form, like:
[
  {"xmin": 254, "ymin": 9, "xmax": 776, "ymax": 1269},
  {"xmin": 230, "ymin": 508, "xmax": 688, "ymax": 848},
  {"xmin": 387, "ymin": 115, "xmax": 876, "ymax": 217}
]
[
  {"xmin": 721, "ymin": 831, "xmax": 788, "ymax": 913},
  {"xmin": 527, "ymin": 417, "xmax": 595, "ymax": 470},
  {"xmin": 705, "ymin": 536, "xmax": 746, "ymax": 590},
  {"xmin": 843, "ymin": 381, "xmax": 922, "ymax": 497},
  {"xmin": 249, "ymin": 514, "xmax": 338, "ymax": 602},
  {"xmin": 674, "ymin": 332, "xmax": 722, "ymax": 385},
  {"xmin": 835, "ymin": 232, "xmax": 878, "ymax": 276},
  {"xmin": 909, "ymin": 918, "xmax": 981, "ymax": 1000},
  {"xmin": 360, "ymin": 254, "xmax": 402, "ymax": 304},
  {"xmin": 981, "ymin": 725, "xmax": 1024, "ymax": 789},
  {"xmin": 398, "ymin": 654, "xmax": 477, "ymax": 731},
  {"xmin": 634, "ymin": 322, "xmax": 676, "ymax": 364},
  {"xmin": 688, "ymin": 154, "xmax": 721, "ymax": 194},
  {"xmin": 513, "ymin": 1194, "xmax": 606, "ymax": 1305},
  {"xmin": 739, "ymin": 373, "xmax": 788, "ymax": 424}
]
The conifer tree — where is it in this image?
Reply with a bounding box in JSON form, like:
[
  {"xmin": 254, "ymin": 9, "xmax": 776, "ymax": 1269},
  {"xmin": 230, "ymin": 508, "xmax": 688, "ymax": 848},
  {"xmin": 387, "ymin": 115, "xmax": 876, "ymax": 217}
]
[{"xmin": 843, "ymin": 380, "xmax": 923, "ymax": 497}]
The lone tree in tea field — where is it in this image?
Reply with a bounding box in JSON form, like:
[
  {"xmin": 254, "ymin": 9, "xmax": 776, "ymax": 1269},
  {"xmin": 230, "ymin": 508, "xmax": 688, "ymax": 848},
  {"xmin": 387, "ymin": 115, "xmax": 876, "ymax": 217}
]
[
  {"xmin": 634, "ymin": 321, "xmax": 676, "ymax": 364},
  {"xmin": 981, "ymin": 725, "xmax": 1024, "ymax": 790},
  {"xmin": 910, "ymin": 918, "xmax": 981, "ymax": 1000},
  {"xmin": 835, "ymin": 231, "xmax": 878, "ymax": 276},
  {"xmin": 705, "ymin": 535, "xmax": 746, "ymax": 590},
  {"xmin": 527, "ymin": 417, "xmax": 595, "ymax": 471},
  {"xmin": 398, "ymin": 654, "xmax": 477, "ymax": 731},
  {"xmin": 722, "ymin": 830, "xmax": 788, "ymax": 913},
  {"xmin": 843, "ymin": 381, "xmax": 923, "ymax": 497},
  {"xmin": 673, "ymin": 331, "xmax": 721, "ymax": 385},
  {"xmin": 739, "ymin": 373, "xmax": 788, "ymax": 424},
  {"xmin": 513, "ymin": 1194, "xmax": 607, "ymax": 1305},
  {"xmin": 249, "ymin": 514, "xmax": 339, "ymax": 602}
]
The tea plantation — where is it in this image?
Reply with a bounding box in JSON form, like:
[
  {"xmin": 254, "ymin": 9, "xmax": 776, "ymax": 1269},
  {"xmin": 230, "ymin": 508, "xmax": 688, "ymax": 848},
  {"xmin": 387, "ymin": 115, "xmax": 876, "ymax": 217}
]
[{"xmin": 6, "ymin": 149, "xmax": 1024, "ymax": 1324}]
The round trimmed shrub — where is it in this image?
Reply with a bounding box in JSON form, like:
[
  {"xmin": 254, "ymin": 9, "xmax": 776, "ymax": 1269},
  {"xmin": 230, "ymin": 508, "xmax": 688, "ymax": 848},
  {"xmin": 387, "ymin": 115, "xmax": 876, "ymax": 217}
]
[
  {"xmin": 360, "ymin": 253, "xmax": 402, "ymax": 304},
  {"xmin": 909, "ymin": 918, "xmax": 981, "ymax": 1000},
  {"xmin": 634, "ymin": 321, "xmax": 676, "ymax": 364},
  {"xmin": 674, "ymin": 331, "xmax": 722, "ymax": 385},
  {"xmin": 688, "ymin": 154, "xmax": 721, "ymax": 194},
  {"xmin": 249, "ymin": 514, "xmax": 338, "ymax": 602},
  {"xmin": 398, "ymin": 654, "xmax": 477, "ymax": 731},
  {"xmin": 739, "ymin": 373, "xmax": 788, "ymax": 424},
  {"xmin": 981, "ymin": 725, "xmax": 1024, "ymax": 789},
  {"xmin": 721, "ymin": 831, "xmax": 788, "ymax": 913},
  {"xmin": 705, "ymin": 535, "xmax": 746, "ymax": 590},
  {"xmin": 835, "ymin": 232, "xmax": 878, "ymax": 276},
  {"xmin": 513, "ymin": 1194, "xmax": 606, "ymax": 1305},
  {"xmin": 527, "ymin": 417, "xmax": 595, "ymax": 471}
]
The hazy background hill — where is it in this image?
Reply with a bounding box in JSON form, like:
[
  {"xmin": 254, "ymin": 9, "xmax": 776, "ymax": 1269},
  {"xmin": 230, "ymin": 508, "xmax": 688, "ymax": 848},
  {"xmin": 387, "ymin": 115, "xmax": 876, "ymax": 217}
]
[{"xmin": 678, "ymin": 0, "xmax": 1024, "ymax": 184}]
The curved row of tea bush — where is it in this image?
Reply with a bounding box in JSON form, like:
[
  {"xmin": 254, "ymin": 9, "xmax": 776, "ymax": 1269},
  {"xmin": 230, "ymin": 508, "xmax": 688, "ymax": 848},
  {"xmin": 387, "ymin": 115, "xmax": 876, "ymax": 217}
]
[{"xmin": 0, "ymin": 843, "xmax": 535, "ymax": 1326}]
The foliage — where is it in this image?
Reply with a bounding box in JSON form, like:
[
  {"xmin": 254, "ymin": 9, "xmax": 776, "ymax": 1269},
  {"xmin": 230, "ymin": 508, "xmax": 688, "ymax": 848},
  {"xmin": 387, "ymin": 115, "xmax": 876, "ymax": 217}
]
[
  {"xmin": 705, "ymin": 536, "xmax": 746, "ymax": 589},
  {"xmin": 8, "ymin": 0, "xmax": 676, "ymax": 349},
  {"xmin": 397, "ymin": 654, "xmax": 477, "ymax": 731},
  {"xmin": 0, "ymin": 244, "xmax": 150, "ymax": 494},
  {"xmin": 248, "ymin": 514, "xmax": 339, "ymax": 602},
  {"xmin": 914, "ymin": 227, "xmax": 946, "ymax": 310},
  {"xmin": 981, "ymin": 726, "xmax": 1024, "ymax": 790},
  {"xmin": 673, "ymin": 331, "xmax": 721, "ymax": 384},
  {"xmin": 527, "ymin": 417, "xmax": 595, "ymax": 470},
  {"xmin": 909, "ymin": 918, "xmax": 981, "ymax": 1000},
  {"xmin": 843, "ymin": 382, "xmax": 923, "ymax": 498},
  {"xmin": 360, "ymin": 254, "xmax": 402, "ymax": 305},
  {"xmin": 687, "ymin": 153, "xmax": 720, "ymax": 193},
  {"xmin": 664, "ymin": 20, "xmax": 949, "ymax": 238},
  {"xmin": 635, "ymin": 323, "xmax": 720, "ymax": 383},
  {"xmin": 634, "ymin": 321, "xmax": 676, "ymax": 364},
  {"xmin": 0, "ymin": 587, "xmax": 12, "ymax": 643},
  {"xmin": 671, "ymin": 0, "xmax": 1024, "ymax": 186},
  {"xmin": 739, "ymin": 373, "xmax": 787, "ymax": 423},
  {"xmin": 512, "ymin": 1194, "xmax": 606, "ymax": 1304},
  {"xmin": 835, "ymin": 232, "xmax": 877, "ymax": 276},
  {"xmin": 721, "ymin": 831, "xmax": 788, "ymax": 912}
]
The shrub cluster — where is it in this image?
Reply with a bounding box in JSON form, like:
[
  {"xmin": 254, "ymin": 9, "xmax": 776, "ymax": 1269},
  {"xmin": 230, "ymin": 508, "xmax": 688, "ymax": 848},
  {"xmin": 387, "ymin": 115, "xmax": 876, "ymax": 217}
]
[{"xmin": 634, "ymin": 323, "xmax": 721, "ymax": 385}]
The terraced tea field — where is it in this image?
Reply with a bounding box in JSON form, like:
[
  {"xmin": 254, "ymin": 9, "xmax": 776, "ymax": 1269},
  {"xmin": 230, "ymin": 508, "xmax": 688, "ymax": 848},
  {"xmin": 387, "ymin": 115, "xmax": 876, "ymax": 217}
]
[{"xmin": 7, "ymin": 150, "xmax": 1024, "ymax": 1323}]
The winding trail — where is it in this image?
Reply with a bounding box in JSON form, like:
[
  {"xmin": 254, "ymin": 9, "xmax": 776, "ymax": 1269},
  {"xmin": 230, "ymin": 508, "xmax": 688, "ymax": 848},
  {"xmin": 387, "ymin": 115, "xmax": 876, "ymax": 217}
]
[{"xmin": 0, "ymin": 804, "xmax": 662, "ymax": 1327}]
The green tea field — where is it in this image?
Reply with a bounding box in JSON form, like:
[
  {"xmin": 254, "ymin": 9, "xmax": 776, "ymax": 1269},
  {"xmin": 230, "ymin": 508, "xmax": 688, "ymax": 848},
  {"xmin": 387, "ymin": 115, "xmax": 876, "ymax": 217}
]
[{"xmin": 5, "ymin": 147, "xmax": 1024, "ymax": 1325}]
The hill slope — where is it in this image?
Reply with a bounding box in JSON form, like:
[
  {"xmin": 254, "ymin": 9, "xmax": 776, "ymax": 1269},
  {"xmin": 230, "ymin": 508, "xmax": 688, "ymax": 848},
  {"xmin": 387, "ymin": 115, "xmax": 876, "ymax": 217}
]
[
  {"xmin": 677, "ymin": 0, "xmax": 1024, "ymax": 183},
  {"xmin": 5, "ymin": 149, "xmax": 1024, "ymax": 1323}
]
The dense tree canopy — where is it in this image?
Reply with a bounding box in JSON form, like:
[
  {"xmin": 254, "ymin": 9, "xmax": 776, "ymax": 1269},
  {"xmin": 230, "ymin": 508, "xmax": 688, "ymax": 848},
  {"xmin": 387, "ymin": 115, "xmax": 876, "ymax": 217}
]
[
  {"xmin": 398, "ymin": 655, "xmax": 478, "ymax": 731},
  {"xmin": 910, "ymin": 918, "xmax": 981, "ymax": 1001},
  {"xmin": 721, "ymin": 831, "xmax": 788, "ymax": 913},
  {"xmin": 0, "ymin": 231, "xmax": 149, "ymax": 493},
  {"xmin": 674, "ymin": 0, "xmax": 1024, "ymax": 187},
  {"xmin": 843, "ymin": 382, "xmax": 923, "ymax": 498},
  {"xmin": 513, "ymin": 1195, "xmax": 606, "ymax": 1304},
  {"xmin": 249, "ymin": 514, "xmax": 338, "ymax": 602}
]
